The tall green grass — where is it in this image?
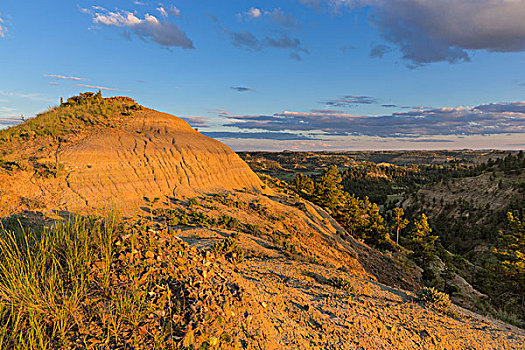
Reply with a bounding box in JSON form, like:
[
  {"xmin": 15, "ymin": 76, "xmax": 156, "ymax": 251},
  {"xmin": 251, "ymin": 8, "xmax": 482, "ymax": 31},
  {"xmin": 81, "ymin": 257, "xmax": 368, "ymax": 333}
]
[{"xmin": 0, "ymin": 213, "xmax": 121, "ymax": 349}]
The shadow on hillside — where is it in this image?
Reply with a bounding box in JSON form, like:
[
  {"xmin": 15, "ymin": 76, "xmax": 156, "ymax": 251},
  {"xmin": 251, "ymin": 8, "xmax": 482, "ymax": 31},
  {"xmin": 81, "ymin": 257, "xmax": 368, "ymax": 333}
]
[{"xmin": 368, "ymin": 280, "xmax": 414, "ymax": 302}]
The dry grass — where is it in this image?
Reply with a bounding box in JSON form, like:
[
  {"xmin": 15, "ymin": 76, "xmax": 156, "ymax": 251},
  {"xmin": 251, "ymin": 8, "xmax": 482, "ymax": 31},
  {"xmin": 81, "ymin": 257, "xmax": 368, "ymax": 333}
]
[{"xmin": 0, "ymin": 212, "xmax": 121, "ymax": 348}]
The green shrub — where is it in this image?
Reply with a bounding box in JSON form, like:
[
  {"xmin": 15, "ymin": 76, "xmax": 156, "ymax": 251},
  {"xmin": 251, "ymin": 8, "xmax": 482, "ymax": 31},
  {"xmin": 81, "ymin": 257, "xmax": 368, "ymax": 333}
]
[
  {"xmin": 217, "ymin": 215, "xmax": 239, "ymax": 230},
  {"xmin": 243, "ymin": 223, "xmax": 261, "ymax": 236},
  {"xmin": 417, "ymin": 287, "xmax": 452, "ymax": 312},
  {"xmin": 328, "ymin": 277, "xmax": 354, "ymax": 292},
  {"xmin": 211, "ymin": 237, "xmax": 244, "ymax": 263},
  {"xmin": 187, "ymin": 198, "xmax": 199, "ymax": 207}
]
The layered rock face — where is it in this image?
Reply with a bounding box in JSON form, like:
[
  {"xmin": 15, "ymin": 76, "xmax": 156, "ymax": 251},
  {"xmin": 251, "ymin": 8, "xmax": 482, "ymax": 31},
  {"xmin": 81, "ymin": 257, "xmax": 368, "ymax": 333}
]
[
  {"xmin": 58, "ymin": 110, "xmax": 262, "ymax": 211},
  {"xmin": 0, "ymin": 108, "xmax": 262, "ymax": 215}
]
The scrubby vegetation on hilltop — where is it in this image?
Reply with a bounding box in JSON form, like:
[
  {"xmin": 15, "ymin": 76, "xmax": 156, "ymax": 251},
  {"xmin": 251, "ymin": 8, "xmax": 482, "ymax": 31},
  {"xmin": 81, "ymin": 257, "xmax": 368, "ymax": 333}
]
[
  {"xmin": 0, "ymin": 92, "xmax": 142, "ymax": 169},
  {"xmin": 0, "ymin": 92, "xmax": 144, "ymax": 185}
]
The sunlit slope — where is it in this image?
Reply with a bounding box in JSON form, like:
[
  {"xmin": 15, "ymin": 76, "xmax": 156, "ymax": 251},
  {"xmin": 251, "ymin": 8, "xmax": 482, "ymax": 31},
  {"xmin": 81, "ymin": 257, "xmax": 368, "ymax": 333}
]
[{"xmin": 0, "ymin": 94, "xmax": 262, "ymax": 214}]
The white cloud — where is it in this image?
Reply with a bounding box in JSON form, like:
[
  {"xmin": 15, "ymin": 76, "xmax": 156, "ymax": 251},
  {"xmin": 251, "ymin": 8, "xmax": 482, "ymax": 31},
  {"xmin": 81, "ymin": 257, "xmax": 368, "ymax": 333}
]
[
  {"xmin": 168, "ymin": 6, "xmax": 181, "ymax": 17},
  {"xmin": 155, "ymin": 5, "xmax": 181, "ymax": 18},
  {"xmin": 157, "ymin": 7, "xmax": 168, "ymax": 18},
  {"xmin": 239, "ymin": 7, "xmax": 299, "ymax": 28},
  {"xmin": 246, "ymin": 7, "xmax": 262, "ymax": 18},
  {"xmin": 83, "ymin": 6, "xmax": 193, "ymax": 49},
  {"xmin": 44, "ymin": 74, "xmax": 85, "ymax": 81}
]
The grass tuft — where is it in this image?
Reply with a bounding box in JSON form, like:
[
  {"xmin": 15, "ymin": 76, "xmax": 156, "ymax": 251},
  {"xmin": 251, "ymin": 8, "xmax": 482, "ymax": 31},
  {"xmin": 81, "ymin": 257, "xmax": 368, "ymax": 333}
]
[{"xmin": 0, "ymin": 213, "xmax": 121, "ymax": 348}]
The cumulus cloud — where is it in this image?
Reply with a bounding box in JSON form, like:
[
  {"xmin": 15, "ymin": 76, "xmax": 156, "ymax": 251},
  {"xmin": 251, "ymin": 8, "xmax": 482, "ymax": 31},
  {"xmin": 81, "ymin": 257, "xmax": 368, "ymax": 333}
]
[
  {"xmin": 156, "ymin": 7, "xmax": 168, "ymax": 18},
  {"xmin": 239, "ymin": 7, "xmax": 299, "ymax": 28},
  {"xmin": 226, "ymin": 29, "xmax": 259, "ymax": 50},
  {"xmin": 231, "ymin": 87, "xmax": 254, "ymax": 92},
  {"xmin": 264, "ymin": 33, "xmax": 308, "ymax": 52},
  {"xmin": 245, "ymin": 7, "xmax": 262, "ymax": 19},
  {"xmin": 157, "ymin": 6, "xmax": 181, "ymax": 18},
  {"xmin": 44, "ymin": 74, "xmax": 85, "ymax": 81},
  {"xmin": 229, "ymin": 7, "xmax": 304, "ymax": 59},
  {"xmin": 369, "ymin": 44, "xmax": 390, "ymax": 58},
  {"xmin": 223, "ymin": 101, "xmax": 525, "ymax": 137},
  {"xmin": 324, "ymin": 95, "xmax": 378, "ymax": 107},
  {"xmin": 311, "ymin": 0, "xmax": 525, "ymax": 65},
  {"xmin": 225, "ymin": 29, "xmax": 308, "ymax": 59},
  {"xmin": 82, "ymin": 6, "xmax": 193, "ymax": 49}
]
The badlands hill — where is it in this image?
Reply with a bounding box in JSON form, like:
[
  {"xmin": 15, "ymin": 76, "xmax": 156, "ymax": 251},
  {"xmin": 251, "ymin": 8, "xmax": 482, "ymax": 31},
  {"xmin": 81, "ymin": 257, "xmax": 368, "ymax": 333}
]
[
  {"xmin": 0, "ymin": 93, "xmax": 261, "ymax": 215},
  {"xmin": 0, "ymin": 94, "xmax": 523, "ymax": 349}
]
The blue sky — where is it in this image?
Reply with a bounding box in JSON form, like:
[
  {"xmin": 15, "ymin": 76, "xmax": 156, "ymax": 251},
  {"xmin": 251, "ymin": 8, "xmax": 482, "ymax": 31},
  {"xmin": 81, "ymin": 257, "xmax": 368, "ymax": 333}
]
[{"xmin": 1, "ymin": 0, "xmax": 524, "ymax": 150}]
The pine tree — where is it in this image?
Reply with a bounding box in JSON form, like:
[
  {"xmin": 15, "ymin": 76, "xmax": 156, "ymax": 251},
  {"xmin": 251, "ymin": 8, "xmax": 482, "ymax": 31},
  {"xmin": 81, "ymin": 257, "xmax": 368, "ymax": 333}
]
[
  {"xmin": 363, "ymin": 202, "xmax": 389, "ymax": 246},
  {"xmin": 392, "ymin": 207, "xmax": 408, "ymax": 245},
  {"xmin": 493, "ymin": 212, "xmax": 525, "ymax": 299},
  {"xmin": 338, "ymin": 194, "xmax": 366, "ymax": 238},
  {"xmin": 408, "ymin": 213, "xmax": 438, "ymax": 262},
  {"xmin": 315, "ymin": 165, "xmax": 343, "ymax": 210},
  {"xmin": 293, "ymin": 173, "xmax": 314, "ymax": 196}
]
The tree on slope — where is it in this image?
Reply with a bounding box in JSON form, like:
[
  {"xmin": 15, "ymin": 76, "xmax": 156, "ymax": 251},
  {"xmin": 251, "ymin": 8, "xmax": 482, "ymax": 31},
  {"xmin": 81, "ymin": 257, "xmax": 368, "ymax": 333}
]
[
  {"xmin": 315, "ymin": 165, "xmax": 344, "ymax": 210},
  {"xmin": 392, "ymin": 207, "xmax": 409, "ymax": 246},
  {"xmin": 408, "ymin": 214, "xmax": 438, "ymax": 263},
  {"xmin": 493, "ymin": 211, "xmax": 525, "ymax": 317},
  {"xmin": 293, "ymin": 173, "xmax": 314, "ymax": 196}
]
